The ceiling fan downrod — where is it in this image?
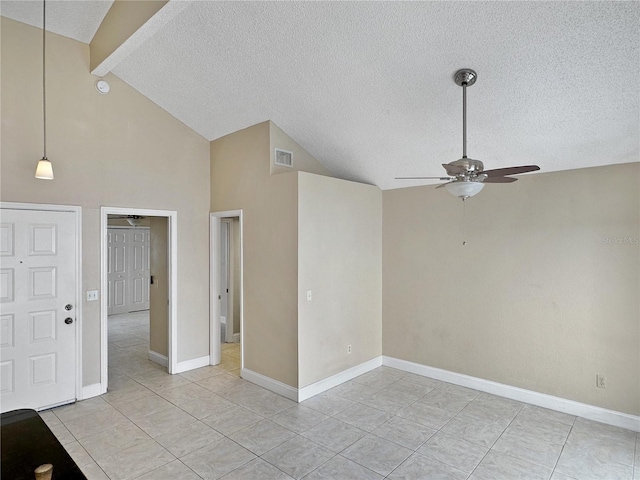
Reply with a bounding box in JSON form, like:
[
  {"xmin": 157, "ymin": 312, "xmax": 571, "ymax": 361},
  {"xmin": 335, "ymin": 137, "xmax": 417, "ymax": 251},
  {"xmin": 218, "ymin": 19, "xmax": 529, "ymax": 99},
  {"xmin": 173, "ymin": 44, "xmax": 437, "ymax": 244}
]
[{"xmin": 454, "ymin": 69, "xmax": 477, "ymax": 160}]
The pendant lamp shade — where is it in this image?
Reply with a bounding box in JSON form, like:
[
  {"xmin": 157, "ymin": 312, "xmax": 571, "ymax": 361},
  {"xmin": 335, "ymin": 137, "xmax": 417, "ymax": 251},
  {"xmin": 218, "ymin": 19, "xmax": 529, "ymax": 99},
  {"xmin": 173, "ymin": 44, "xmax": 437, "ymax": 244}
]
[
  {"xmin": 35, "ymin": 157, "xmax": 54, "ymax": 180},
  {"xmin": 35, "ymin": 0, "xmax": 54, "ymax": 180}
]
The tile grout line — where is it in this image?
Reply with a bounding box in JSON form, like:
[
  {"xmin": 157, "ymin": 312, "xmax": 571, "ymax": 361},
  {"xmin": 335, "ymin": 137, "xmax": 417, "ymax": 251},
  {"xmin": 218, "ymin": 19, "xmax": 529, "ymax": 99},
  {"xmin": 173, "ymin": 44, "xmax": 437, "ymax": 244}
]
[{"xmin": 548, "ymin": 415, "xmax": 578, "ymax": 480}]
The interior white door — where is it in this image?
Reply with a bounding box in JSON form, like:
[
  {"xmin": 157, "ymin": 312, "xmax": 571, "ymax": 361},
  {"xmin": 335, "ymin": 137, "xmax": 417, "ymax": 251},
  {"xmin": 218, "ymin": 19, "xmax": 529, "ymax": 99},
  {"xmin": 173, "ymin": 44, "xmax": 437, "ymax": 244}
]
[
  {"xmin": 219, "ymin": 220, "xmax": 229, "ymax": 341},
  {"xmin": 129, "ymin": 228, "xmax": 150, "ymax": 312},
  {"xmin": 107, "ymin": 229, "xmax": 128, "ymax": 315},
  {"xmin": 0, "ymin": 208, "xmax": 77, "ymax": 412}
]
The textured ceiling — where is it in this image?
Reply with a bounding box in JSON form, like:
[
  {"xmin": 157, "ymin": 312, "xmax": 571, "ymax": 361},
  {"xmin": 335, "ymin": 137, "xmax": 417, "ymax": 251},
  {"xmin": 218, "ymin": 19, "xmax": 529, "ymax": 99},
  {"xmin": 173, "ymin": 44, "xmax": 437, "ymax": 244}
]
[
  {"xmin": 3, "ymin": 1, "xmax": 639, "ymax": 190},
  {"xmin": 0, "ymin": 0, "xmax": 112, "ymax": 44}
]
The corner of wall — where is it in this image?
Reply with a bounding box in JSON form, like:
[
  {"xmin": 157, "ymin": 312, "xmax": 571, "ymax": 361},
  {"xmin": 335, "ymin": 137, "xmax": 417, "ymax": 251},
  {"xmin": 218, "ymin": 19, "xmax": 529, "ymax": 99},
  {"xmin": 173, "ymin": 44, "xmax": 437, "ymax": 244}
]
[{"xmin": 268, "ymin": 121, "xmax": 333, "ymax": 177}]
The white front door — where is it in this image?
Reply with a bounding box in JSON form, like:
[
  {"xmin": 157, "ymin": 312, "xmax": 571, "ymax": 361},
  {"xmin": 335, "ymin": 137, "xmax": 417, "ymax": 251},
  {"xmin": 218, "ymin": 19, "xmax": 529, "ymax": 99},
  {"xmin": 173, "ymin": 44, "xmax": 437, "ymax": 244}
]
[
  {"xmin": 107, "ymin": 229, "xmax": 128, "ymax": 315},
  {"xmin": 0, "ymin": 208, "xmax": 77, "ymax": 412},
  {"xmin": 129, "ymin": 229, "xmax": 150, "ymax": 312}
]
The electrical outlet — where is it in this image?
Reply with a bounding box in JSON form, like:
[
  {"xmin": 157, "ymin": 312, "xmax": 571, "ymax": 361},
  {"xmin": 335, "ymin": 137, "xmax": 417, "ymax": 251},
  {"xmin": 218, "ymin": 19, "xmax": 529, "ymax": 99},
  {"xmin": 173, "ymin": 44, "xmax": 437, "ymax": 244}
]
[
  {"xmin": 596, "ymin": 374, "xmax": 606, "ymax": 389},
  {"xmin": 347, "ymin": 344, "xmax": 352, "ymax": 354}
]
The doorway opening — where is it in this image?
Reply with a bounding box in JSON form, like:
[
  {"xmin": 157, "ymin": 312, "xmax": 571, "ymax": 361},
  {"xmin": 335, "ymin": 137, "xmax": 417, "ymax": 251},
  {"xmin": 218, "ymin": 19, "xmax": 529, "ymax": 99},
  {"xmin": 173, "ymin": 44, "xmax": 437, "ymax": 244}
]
[
  {"xmin": 210, "ymin": 210, "xmax": 243, "ymax": 374},
  {"xmin": 100, "ymin": 207, "xmax": 178, "ymax": 393}
]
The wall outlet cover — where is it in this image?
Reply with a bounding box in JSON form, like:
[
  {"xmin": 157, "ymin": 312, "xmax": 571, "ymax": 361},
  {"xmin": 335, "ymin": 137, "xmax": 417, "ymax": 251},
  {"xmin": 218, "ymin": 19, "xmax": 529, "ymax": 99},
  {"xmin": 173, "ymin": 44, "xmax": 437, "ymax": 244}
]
[{"xmin": 86, "ymin": 290, "xmax": 99, "ymax": 301}]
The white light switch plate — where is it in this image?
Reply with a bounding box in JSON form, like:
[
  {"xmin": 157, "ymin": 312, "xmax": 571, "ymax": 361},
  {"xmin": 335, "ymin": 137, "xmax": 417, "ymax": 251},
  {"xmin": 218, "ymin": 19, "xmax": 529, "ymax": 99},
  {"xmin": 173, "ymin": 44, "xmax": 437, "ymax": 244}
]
[{"xmin": 86, "ymin": 290, "xmax": 99, "ymax": 301}]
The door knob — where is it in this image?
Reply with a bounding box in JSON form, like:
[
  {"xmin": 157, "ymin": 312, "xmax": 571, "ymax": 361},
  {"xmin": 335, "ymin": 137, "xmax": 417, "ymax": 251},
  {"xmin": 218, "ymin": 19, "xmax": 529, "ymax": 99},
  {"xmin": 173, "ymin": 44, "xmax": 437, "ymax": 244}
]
[
  {"xmin": 64, "ymin": 318, "xmax": 73, "ymax": 325},
  {"xmin": 65, "ymin": 304, "xmax": 73, "ymax": 311}
]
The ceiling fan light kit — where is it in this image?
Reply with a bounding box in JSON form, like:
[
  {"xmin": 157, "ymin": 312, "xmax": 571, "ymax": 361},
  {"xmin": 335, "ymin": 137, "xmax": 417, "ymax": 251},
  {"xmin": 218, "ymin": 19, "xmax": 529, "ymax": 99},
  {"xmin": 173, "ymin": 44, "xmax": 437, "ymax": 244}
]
[
  {"xmin": 396, "ymin": 68, "xmax": 540, "ymax": 199},
  {"xmin": 444, "ymin": 180, "xmax": 484, "ymax": 199}
]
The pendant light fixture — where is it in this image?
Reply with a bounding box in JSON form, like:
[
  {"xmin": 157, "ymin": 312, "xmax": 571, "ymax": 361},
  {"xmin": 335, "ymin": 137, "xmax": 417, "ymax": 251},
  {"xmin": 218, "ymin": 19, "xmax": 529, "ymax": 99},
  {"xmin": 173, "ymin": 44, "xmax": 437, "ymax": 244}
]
[{"xmin": 35, "ymin": 0, "xmax": 54, "ymax": 180}]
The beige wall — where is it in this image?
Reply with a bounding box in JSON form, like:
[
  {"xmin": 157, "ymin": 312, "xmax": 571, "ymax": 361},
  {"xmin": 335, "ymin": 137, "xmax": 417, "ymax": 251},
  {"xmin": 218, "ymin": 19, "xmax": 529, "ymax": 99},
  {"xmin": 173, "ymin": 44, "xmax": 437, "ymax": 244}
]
[
  {"xmin": 298, "ymin": 172, "xmax": 382, "ymax": 387},
  {"xmin": 150, "ymin": 217, "xmax": 168, "ymax": 356},
  {"xmin": 1, "ymin": 18, "xmax": 211, "ymax": 384},
  {"xmin": 211, "ymin": 122, "xmax": 300, "ymax": 387},
  {"xmin": 382, "ymin": 163, "xmax": 640, "ymax": 415}
]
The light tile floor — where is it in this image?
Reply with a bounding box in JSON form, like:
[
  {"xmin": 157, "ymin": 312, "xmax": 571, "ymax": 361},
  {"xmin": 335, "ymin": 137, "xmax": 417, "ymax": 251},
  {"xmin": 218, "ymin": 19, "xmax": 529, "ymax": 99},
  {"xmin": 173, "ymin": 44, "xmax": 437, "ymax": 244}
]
[{"xmin": 43, "ymin": 311, "xmax": 639, "ymax": 480}]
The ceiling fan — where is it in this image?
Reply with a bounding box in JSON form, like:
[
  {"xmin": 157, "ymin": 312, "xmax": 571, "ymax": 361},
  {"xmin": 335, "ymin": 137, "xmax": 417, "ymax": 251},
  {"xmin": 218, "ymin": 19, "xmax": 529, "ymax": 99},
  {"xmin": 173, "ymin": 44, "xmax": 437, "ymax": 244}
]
[
  {"xmin": 396, "ymin": 69, "xmax": 540, "ymax": 199},
  {"xmin": 110, "ymin": 215, "xmax": 147, "ymax": 226}
]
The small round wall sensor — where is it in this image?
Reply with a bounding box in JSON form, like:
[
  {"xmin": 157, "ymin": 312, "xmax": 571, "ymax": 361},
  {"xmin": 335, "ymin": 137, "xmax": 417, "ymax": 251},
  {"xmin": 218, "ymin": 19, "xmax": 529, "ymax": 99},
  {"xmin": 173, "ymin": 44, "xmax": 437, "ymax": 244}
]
[{"xmin": 95, "ymin": 80, "xmax": 110, "ymax": 94}]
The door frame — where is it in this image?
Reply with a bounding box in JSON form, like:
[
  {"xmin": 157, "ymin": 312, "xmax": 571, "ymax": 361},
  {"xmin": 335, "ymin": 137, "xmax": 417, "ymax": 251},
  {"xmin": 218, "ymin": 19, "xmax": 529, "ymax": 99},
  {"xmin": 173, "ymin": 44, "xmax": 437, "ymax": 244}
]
[
  {"xmin": 0, "ymin": 201, "xmax": 83, "ymax": 402},
  {"xmin": 100, "ymin": 207, "xmax": 178, "ymax": 390},
  {"xmin": 210, "ymin": 210, "xmax": 243, "ymax": 368}
]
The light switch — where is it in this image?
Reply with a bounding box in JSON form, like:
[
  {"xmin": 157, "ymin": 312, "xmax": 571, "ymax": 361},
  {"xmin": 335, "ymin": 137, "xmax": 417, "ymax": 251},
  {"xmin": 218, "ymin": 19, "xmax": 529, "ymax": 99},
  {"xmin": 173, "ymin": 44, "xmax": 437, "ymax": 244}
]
[
  {"xmin": 86, "ymin": 290, "xmax": 99, "ymax": 301},
  {"xmin": 306, "ymin": 290, "xmax": 312, "ymax": 301}
]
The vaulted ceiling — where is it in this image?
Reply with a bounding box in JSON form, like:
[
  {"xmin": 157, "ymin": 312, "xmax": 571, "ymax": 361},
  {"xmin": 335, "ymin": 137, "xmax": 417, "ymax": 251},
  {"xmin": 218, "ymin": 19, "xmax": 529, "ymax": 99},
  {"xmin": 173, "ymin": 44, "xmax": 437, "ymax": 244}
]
[{"xmin": 2, "ymin": 1, "xmax": 638, "ymax": 190}]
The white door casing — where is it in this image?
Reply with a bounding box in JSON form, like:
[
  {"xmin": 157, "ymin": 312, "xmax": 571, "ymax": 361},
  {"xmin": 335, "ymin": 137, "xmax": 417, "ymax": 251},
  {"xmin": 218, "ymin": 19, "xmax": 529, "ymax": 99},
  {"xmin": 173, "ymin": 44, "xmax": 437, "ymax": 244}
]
[
  {"xmin": 107, "ymin": 229, "xmax": 128, "ymax": 315},
  {"xmin": 101, "ymin": 207, "xmax": 177, "ymax": 386},
  {"xmin": 129, "ymin": 228, "xmax": 150, "ymax": 312},
  {"xmin": 0, "ymin": 208, "xmax": 78, "ymax": 412}
]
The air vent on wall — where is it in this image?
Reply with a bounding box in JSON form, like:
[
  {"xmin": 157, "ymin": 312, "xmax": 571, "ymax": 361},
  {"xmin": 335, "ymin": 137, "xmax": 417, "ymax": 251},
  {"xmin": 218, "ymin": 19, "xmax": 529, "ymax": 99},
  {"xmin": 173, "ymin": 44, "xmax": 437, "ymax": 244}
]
[{"xmin": 275, "ymin": 148, "xmax": 293, "ymax": 168}]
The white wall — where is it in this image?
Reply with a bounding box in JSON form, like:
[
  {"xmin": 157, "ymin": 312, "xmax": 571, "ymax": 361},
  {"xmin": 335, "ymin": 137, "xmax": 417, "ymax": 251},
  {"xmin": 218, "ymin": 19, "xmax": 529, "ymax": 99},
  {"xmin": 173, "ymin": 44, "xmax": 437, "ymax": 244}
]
[{"xmin": 298, "ymin": 172, "xmax": 382, "ymax": 387}]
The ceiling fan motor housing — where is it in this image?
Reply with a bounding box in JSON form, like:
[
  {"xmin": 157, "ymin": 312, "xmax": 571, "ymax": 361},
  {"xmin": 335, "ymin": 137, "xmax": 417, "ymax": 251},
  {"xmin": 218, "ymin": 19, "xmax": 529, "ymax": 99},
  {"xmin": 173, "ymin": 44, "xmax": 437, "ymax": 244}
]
[{"xmin": 450, "ymin": 158, "xmax": 484, "ymax": 174}]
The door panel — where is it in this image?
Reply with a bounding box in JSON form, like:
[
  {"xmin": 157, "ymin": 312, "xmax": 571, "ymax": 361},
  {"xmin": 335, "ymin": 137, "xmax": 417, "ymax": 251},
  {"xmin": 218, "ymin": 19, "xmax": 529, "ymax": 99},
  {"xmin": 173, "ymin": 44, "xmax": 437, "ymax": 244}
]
[
  {"xmin": 107, "ymin": 229, "xmax": 128, "ymax": 315},
  {"xmin": 129, "ymin": 229, "xmax": 150, "ymax": 312},
  {"xmin": 220, "ymin": 221, "xmax": 229, "ymax": 323},
  {"xmin": 0, "ymin": 208, "xmax": 77, "ymax": 412}
]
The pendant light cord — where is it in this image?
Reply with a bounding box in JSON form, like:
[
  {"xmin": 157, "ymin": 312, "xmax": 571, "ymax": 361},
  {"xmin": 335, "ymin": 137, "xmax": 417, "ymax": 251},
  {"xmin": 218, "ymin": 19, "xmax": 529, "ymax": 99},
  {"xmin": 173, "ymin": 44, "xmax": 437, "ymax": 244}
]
[
  {"xmin": 42, "ymin": 0, "xmax": 47, "ymax": 159},
  {"xmin": 462, "ymin": 198, "xmax": 467, "ymax": 246}
]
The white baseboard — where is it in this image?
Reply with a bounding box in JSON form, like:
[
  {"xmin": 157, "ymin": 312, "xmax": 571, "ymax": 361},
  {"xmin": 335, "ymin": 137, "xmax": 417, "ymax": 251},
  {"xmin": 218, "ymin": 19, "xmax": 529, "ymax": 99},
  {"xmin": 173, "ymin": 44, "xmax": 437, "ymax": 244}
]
[
  {"xmin": 174, "ymin": 355, "xmax": 210, "ymax": 374},
  {"xmin": 242, "ymin": 357, "xmax": 383, "ymax": 403},
  {"xmin": 383, "ymin": 356, "xmax": 640, "ymax": 433},
  {"xmin": 148, "ymin": 350, "xmax": 168, "ymax": 367},
  {"xmin": 241, "ymin": 368, "xmax": 299, "ymax": 402},
  {"xmin": 298, "ymin": 357, "xmax": 383, "ymax": 402},
  {"xmin": 81, "ymin": 383, "xmax": 105, "ymax": 400}
]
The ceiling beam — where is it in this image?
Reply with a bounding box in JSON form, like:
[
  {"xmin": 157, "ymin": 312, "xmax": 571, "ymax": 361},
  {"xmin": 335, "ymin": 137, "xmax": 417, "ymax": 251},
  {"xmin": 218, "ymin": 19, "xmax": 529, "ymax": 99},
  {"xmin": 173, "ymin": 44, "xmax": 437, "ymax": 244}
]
[{"xmin": 90, "ymin": 0, "xmax": 190, "ymax": 77}]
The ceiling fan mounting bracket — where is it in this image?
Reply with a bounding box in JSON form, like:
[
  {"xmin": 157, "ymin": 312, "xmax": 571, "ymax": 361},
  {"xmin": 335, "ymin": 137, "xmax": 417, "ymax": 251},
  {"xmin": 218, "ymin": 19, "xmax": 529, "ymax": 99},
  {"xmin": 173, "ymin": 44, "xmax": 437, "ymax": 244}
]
[{"xmin": 454, "ymin": 69, "xmax": 477, "ymax": 87}]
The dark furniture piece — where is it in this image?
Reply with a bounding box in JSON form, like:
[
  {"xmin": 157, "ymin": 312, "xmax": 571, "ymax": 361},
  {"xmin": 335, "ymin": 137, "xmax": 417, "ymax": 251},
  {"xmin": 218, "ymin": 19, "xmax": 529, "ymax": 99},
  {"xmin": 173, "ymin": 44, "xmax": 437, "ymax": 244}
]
[{"xmin": 1, "ymin": 409, "xmax": 87, "ymax": 480}]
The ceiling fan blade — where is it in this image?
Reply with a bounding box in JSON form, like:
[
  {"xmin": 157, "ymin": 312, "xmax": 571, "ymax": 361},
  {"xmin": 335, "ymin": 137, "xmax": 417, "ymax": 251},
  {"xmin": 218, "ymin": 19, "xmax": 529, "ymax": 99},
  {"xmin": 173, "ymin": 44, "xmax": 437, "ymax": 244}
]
[
  {"xmin": 435, "ymin": 181, "xmax": 455, "ymax": 189},
  {"xmin": 482, "ymin": 165, "xmax": 540, "ymax": 177},
  {"xmin": 442, "ymin": 163, "xmax": 466, "ymax": 175},
  {"xmin": 482, "ymin": 176, "xmax": 518, "ymax": 183},
  {"xmin": 395, "ymin": 176, "xmax": 453, "ymax": 180}
]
